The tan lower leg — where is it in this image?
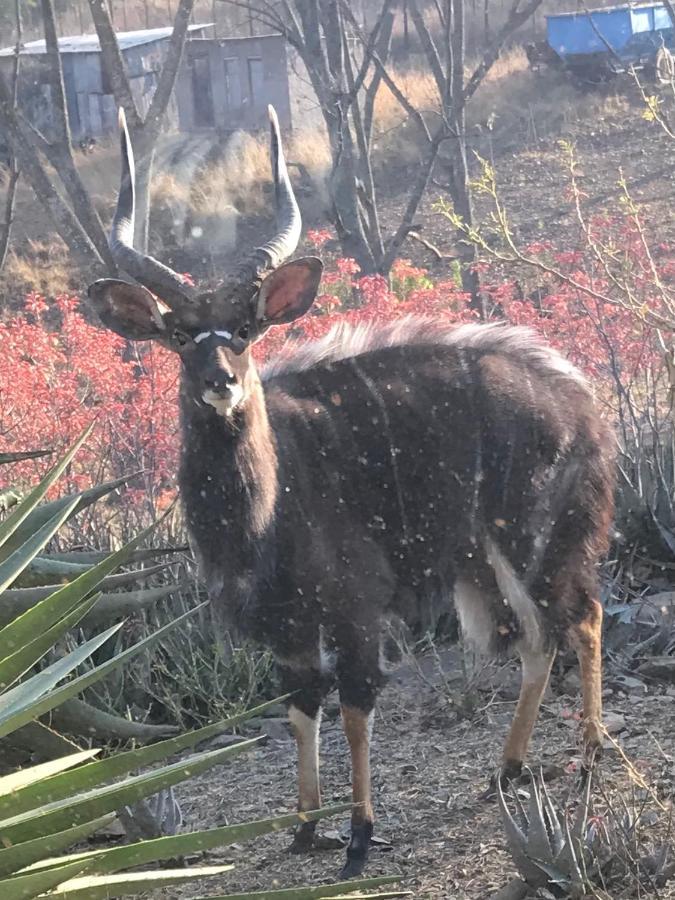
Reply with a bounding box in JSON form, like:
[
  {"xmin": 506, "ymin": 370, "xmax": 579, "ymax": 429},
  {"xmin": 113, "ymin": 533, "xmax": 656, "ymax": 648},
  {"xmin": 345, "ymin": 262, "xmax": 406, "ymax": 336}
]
[
  {"xmin": 503, "ymin": 648, "xmax": 556, "ymax": 774},
  {"xmin": 341, "ymin": 705, "xmax": 374, "ymax": 826},
  {"xmin": 288, "ymin": 705, "xmax": 322, "ymax": 812},
  {"xmin": 569, "ymin": 599, "xmax": 603, "ymax": 763}
]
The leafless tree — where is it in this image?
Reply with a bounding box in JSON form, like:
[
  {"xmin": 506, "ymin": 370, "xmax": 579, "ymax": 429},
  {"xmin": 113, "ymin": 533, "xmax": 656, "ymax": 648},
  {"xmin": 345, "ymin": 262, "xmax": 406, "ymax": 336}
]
[
  {"xmin": 220, "ymin": 0, "xmax": 542, "ymax": 312},
  {"xmin": 0, "ymin": 0, "xmax": 22, "ymax": 273},
  {"xmin": 407, "ymin": 0, "xmax": 544, "ymax": 308},
  {"xmin": 88, "ymin": 0, "xmax": 195, "ymax": 250},
  {"xmin": 0, "ymin": 0, "xmax": 194, "ymax": 272}
]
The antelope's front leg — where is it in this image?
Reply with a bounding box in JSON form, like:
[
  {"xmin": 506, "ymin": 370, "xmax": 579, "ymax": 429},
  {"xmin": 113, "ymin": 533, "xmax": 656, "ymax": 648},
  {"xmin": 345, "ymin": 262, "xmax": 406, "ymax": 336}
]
[
  {"xmin": 280, "ymin": 661, "xmax": 331, "ymax": 852},
  {"xmin": 340, "ymin": 703, "xmax": 375, "ymax": 877},
  {"xmin": 288, "ymin": 703, "xmax": 322, "ymax": 850},
  {"xmin": 336, "ymin": 632, "xmax": 384, "ymax": 878}
]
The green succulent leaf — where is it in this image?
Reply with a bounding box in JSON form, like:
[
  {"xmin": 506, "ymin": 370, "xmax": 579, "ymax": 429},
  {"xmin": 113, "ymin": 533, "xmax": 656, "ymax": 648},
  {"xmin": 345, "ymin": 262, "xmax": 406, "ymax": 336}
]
[
  {"xmin": 0, "ymin": 594, "xmax": 101, "ymax": 691},
  {"xmin": 0, "ymin": 517, "xmax": 161, "ymax": 656},
  {"xmin": 41, "ymin": 866, "xmax": 234, "ymax": 898},
  {"xmin": 0, "ymin": 696, "xmax": 288, "ymax": 820},
  {"xmin": 0, "ymin": 426, "xmax": 92, "ymax": 556},
  {"xmin": 0, "ymin": 740, "xmax": 260, "ymax": 844},
  {"xmin": 0, "ymin": 750, "xmax": 99, "ymax": 796},
  {"xmin": 0, "ymin": 449, "xmax": 52, "ymax": 465},
  {"xmin": 0, "ymin": 622, "xmax": 123, "ymax": 729},
  {"xmin": 27, "ymin": 805, "xmax": 353, "ymax": 876},
  {"xmin": 0, "ymin": 603, "xmax": 206, "ymax": 739},
  {"xmin": 0, "ymin": 500, "xmax": 80, "ymax": 595},
  {"xmin": 0, "ymin": 857, "xmax": 97, "ymax": 900},
  {"xmin": 0, "ymin": 473, "xmax": 132, "ymax": 565},
  {"xmin": 0, "ymin": 817, "xmax": 114, "ymax": 879}
]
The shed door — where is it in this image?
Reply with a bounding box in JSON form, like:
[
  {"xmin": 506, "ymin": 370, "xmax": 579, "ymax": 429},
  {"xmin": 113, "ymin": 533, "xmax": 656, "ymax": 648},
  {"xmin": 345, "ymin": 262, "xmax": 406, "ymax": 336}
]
[
  {"xmin": 62, "ymin": 56, "xmax": 81, "ymax": 138},
  {"xmin": 224, "ymin": 57, "xmax": 242, "ymax": 119},
  {"xmin": 190, "ymin": 49, "xmax": 215, "ymax": 127}
]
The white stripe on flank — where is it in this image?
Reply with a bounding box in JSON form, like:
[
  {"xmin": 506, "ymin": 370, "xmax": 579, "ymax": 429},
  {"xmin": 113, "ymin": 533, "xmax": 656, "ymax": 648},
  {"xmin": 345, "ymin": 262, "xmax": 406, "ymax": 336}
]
[{"xmin": 484, "ymin": 535, "xmax": 543, "ymax": 654}]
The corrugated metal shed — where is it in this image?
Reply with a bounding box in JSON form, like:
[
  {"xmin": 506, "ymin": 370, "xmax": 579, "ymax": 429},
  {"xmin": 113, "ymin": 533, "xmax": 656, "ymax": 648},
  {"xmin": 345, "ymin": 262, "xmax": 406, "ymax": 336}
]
[
  {"xmin": 0, "ymin": 24, "xmax": 210, "ymax": 57},
  {"xmin": 0, "ymin": 24, "xmax": 212, "ymax": 139}
]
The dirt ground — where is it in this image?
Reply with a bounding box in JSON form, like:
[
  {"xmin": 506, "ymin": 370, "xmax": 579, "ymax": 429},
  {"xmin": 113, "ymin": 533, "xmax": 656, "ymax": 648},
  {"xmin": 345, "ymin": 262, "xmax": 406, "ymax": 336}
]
[
  {"xmin": 148, "ymin": 644, "xmax": 675, "ymax": 900},
  {"xmin": 359, "ymin": 77, "xmax": 675, "ymax": 280},
  {"xmin": 13, "ymin": 70, "xmax": 675, "ymax": 900}
]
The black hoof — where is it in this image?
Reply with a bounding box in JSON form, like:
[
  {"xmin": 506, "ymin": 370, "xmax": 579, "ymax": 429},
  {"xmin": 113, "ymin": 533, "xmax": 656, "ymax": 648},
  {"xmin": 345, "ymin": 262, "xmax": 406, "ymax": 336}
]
[
  {"xmin": 579, "ymin": 755, "xmax": 598, "ymax": 791},
  {"xmin": 580, "ymin": 744, "xmax": 601, "ymax": 787},
  {"xmin": 340, "ymin": 821, "xmax": 373, "ymax": 878},
  {"xmin": 287, "ymin": 822, "xmax": 316, "ymax": 854},
  {"xmin": 480, "ymin": 762, "xmax": 522, "ymax": 801},
  {"xmin": 340, "ymin": 856, "xmax": 367, "ymax": 879}
]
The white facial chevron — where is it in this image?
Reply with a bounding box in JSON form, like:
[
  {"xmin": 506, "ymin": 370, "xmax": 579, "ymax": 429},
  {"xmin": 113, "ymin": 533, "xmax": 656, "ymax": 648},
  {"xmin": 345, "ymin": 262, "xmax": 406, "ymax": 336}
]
[{"xmin": 194, "ymin": 330, "xmax": 233, "ymax": 344}]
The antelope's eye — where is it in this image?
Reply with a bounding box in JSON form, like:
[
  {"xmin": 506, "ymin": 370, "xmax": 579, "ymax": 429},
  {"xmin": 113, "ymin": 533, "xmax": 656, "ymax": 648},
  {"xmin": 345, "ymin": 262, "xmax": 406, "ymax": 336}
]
[
  {"xmin": 238, "ymin": 324, "xmax": 250, "ymax": 341},
  {"xmin": 173, "ymin": 330, "xmax": 191, "ymax": 347}
]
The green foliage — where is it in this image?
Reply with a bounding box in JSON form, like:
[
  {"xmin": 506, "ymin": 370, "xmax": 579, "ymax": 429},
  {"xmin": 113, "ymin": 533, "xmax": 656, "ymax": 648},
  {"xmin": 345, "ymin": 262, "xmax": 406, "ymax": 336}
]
[{"xmin": 0, "ymin": 436, "xmax": 405, "ymax": 898}]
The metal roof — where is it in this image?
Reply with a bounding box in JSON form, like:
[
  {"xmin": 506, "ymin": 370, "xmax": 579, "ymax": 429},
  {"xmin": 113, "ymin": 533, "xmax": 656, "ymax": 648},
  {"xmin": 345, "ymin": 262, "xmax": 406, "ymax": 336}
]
[
  {"xmin": 0, "ymin": 23, "xmax": 212, "ymax": 57},
  {"xmin": 548, "ymin": 2, "xmax": 669, "ymax": 18}
]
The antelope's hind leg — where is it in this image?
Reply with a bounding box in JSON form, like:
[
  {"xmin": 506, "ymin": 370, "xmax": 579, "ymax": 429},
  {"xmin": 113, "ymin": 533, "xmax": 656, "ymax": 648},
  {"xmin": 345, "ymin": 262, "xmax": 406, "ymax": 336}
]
[
  {"xmin": 501, "ymin": 644, "xmax": 557, "ymax": 782},
  {"xmin": 454, "ymin": 569, "xmax": 555, "ymax": 793},
  {"xmin": 568, "ymin": 597, "xmax": 604, "ymax": 774}
]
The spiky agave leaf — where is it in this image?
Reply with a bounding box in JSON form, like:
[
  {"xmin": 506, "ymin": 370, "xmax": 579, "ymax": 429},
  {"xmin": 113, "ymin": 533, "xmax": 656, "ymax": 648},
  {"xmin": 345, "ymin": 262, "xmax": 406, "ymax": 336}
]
[{"xmin": 498, "ymin": 767, "xmax": 595, "ymax": 896}]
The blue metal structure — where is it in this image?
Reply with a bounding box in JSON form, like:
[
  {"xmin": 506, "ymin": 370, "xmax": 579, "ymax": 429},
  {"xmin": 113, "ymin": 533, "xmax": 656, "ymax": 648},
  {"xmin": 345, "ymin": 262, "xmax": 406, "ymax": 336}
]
[
  {"xmin": 547, "ymin": 4, "xmax": 671, "ymax": 58},
  {"xmin": 528, "ymin": 4, "xmax": 675, "ymax": 81}
]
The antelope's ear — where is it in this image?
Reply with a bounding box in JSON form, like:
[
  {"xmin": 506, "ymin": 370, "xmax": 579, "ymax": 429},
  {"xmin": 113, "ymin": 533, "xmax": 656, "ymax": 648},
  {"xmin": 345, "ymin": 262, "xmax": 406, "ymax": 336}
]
[
  {"xmin": 257, "ymin": 258, "xmax": 323, "ymax": 327},
  {"xmin": 88, "ymin": 279, "xmax": 168, "ymax": 340}
]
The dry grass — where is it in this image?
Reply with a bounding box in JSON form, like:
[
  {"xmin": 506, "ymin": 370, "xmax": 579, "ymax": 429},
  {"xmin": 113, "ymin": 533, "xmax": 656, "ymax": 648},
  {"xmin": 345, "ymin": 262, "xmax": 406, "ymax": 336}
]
[
  {"xmin": 370, "ymin": 46, "xmax": 631, "ymax": 163},
  {"xmin": 190, "ymin": 127, "xmax": 331, "ymax": 215},
  {"xmin": 153, "ymin": 130, "xmax": 330, "ymax": 253},
  {"xmin": 469, "ymin": 61, "xmax": 631, "ymax": 143},
  {"xmin": 191, "ymin": 132, "xmax": 270, "ymax": 216},
  {"xmin": 370, "ymin": 69, "xmax": 439, "ymax": 164},
  {"xmin": 76, "ymin": 139, "xmax": 119, "ymax": 217},
  {"xmin": 287, "ymin": 126, "xmax": 332, "ymax": 193},
  {"xmin": 4, "ymin": 239, "xmax": 76, "ymax": 300},
  {"xmin": 0, "ymin": 43, "xmax": 635, "ymax": 294},
  {"xmin": 480, "ymin": 44, "xmax": 530, "ymax": 83}
]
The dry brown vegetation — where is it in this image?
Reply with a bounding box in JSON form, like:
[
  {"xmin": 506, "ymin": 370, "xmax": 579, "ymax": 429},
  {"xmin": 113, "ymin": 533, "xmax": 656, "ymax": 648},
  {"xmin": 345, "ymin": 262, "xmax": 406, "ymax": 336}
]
[{"xmin": 0, "ymin": 47, "xmax": 633, "ymax": 301}]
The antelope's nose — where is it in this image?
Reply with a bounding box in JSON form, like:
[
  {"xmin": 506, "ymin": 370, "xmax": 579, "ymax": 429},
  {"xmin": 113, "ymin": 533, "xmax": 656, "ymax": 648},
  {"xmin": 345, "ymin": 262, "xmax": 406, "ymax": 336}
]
[{"xmin": 203, "ymin": 371, "xmax": 236, "ymax": 395}]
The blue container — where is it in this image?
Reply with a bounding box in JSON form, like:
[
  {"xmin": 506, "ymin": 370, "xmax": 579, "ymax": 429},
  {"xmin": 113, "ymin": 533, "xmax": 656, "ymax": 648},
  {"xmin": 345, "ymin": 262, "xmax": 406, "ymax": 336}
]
[{"xmin": 547, "ymin": 3, "xmax": 672, "ymax": 60}]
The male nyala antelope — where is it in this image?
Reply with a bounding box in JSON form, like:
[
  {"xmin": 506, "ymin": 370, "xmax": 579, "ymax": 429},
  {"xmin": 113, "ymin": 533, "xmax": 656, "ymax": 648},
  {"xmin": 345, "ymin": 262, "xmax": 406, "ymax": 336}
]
[{"xmin": 89, "ymin": 106, "xmax": 615, "ymax": 878}]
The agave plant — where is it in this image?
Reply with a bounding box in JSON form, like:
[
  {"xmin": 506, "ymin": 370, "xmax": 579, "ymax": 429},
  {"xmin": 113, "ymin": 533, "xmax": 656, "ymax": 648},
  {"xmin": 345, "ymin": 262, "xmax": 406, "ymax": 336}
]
[
  {"xmin": 497, "ymin": 768, "xmax": 596, "ymax": 898},
  {"xmin": 0, "ymin": 433, "xmax": 406, "ymax": 899},
  {"xmin": 497, "ymin": 765, "xmax": 675, "ymax": 899}
]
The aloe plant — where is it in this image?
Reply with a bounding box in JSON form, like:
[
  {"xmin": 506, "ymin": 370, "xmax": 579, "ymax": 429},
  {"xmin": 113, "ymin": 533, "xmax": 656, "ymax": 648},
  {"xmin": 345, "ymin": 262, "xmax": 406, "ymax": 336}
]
[{"xmin": 0, "ymin": 435, "xmax": 406, "ymax": 899}]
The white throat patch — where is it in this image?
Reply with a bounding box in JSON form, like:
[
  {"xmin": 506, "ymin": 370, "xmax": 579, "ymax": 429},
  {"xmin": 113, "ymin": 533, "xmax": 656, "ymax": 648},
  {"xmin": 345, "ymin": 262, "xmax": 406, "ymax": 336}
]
[
  {"xmin": 194, "ymin": 330, "xmax": 233, "ymax": 344},
  {"xmin": 202, "ymin": 384, "xmax": 244, "ymax": 416}
]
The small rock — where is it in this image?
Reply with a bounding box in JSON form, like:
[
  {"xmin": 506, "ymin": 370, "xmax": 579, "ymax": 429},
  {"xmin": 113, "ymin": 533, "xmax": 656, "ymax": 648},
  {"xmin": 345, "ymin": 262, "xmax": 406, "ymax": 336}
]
[
  {"xmin": 204, "ymin": 733, "xmax": 246, "ymax": 750},
  {"xmin": 639, "ymin": 809, "xmax": 660, "ymax": 827},
  {"xmin": 258, "ymin": 718, "xmax": 291, "ymax": 742},
  {"xmin": 604, "ymin": 712, "xmax": 627, "ymax": 735},
  {"xmin": 561, "ymin": 670, "xmax": 581, "ymax": 694}
]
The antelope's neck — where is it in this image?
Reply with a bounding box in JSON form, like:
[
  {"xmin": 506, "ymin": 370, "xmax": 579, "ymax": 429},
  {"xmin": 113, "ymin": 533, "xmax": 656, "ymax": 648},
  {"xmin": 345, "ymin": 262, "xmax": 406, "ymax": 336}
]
[{"xmin": 178, "ymin": 376, "xmax": 278, "ymax": 581}]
